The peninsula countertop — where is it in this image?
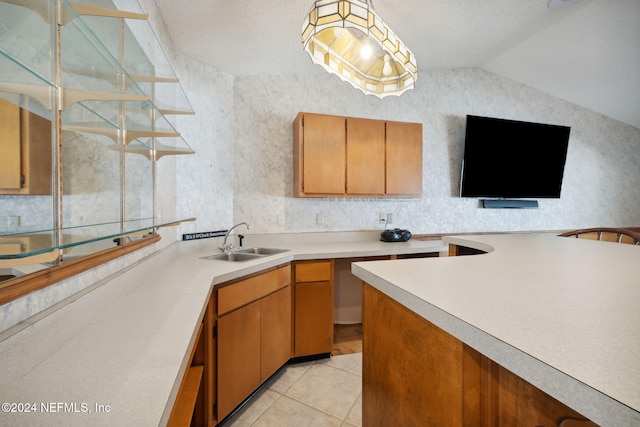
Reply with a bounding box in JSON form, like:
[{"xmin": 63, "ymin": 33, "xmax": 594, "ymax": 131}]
[
  {"xmin": 351, "ymin": 234, "xmax": 640, "ymax": 427},
  {"xmin": 0, "ymin": 231, "xmax": 445, "ymax": 426}
]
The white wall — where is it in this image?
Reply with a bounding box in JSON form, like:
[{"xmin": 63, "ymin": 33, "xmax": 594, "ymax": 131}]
[
  {"xmin": 172, "ymin": 53, "xmax": 235, "ymax": 236},
  {"xmin": 232, "ymin": 68, "xmax": 640, "ymax": 234}
]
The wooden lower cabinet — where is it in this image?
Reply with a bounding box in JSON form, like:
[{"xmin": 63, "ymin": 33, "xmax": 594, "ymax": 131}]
[
  {"xmin": 293, "ymin": 260, "xmax": 334, "ymax": 357},
  {"xmin": 217, "ymin": 300, "xmax": 261, "ymax": 420},
  {"xmin": 261, "ymin": 286, "xmax": 292, "ymax": 380},
  {"xmin": 168, "ymin": 307, "xmax": 210, "ymax": 426},
  {"xmin": 363, "ymin": 283, "xmax": 597, "ymax": 427},
  {"xmin": 216, "ymin": 265, "xmax": 292, "ymax": 422}
]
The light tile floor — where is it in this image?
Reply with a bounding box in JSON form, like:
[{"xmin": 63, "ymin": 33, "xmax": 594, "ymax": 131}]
[{"xmin": 221, "ymin": 352, "xmax": 362, "ymax": 427}]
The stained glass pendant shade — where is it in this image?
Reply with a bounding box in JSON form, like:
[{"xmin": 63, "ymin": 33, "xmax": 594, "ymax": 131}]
[{"xmin": 301, "ymin": 0, "xmax": 418, "ymax": 98}]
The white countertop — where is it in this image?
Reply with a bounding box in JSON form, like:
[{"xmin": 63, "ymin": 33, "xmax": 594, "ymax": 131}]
[
  {"xmin": 0, "ymin": 231, "xmax": 445, "ymax": 426},
  {"xmin": 351, "ymin": 234, "xmax": 640, "ymax": 427}
]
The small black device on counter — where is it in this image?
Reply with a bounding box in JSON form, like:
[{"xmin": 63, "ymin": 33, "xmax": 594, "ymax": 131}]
[{"xmin": 380, "ymin": 228, "xmax": 412, "ymax": 242}]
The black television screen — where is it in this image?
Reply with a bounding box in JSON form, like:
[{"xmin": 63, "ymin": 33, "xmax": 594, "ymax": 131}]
[{"xmin": 460, "ymin": 115, "xmax": 570, "ymax": 199}]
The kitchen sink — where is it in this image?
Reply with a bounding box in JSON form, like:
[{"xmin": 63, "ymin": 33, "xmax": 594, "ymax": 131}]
[
  {"xmin": 236, "ymin": 247, "xmax": 289, "ymax": 255},
  {"xmin": 200, "ymin": 247, "xmax": 288, "ymax": 262},
  {"xmin": 201, "ymin": 252, "xmax": 262, "ymax": 262}
]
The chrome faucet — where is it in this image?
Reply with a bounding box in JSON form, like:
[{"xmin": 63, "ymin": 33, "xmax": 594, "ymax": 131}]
[{"xmin": 219, "ymin": 222, "xmax": 251, "ymax": 252}]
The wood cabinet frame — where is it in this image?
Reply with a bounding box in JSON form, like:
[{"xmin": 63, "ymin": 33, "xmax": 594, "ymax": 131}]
[
  {"xmin": 293, "ymin": 112, "xmax": 422, "ymax": 198},
  {"xmin": 293, "ymin": 260, "xmax": 334, "ymax": 357},
  {"xmin": 362, "ymin": 283, "xmax": 596, "ymax": 426},
  {"xmin": 0, "ymin": 99, "xmax": 52, "ymax": 195},
  {"xmin": 215, "ymin": 264, "xmax": 292, "ymax": 421}
]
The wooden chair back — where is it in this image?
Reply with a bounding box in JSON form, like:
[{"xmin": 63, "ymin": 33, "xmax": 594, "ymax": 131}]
[{"xmin": 559, "ymin": 227, "xmax": 640, "ymax": 245}]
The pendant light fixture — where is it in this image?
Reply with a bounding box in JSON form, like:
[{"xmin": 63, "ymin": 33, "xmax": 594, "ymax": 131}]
[{"xmin": 302, "ymin": 0, "xmax": 417, "ymax": 98}]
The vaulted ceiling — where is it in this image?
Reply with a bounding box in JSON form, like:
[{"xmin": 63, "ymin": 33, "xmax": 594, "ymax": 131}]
[{"xmin": 154, "ymin": 0, "xmax": 640, "ymax": 129}]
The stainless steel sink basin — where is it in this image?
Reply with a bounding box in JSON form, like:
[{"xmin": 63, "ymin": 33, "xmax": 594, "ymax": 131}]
[
  {"xmin": 237, "ymin": 247, "xmax": 289, "ymax": 255},
  {"xmin": 200, "ymin": 247, "xmax": 288, "ymax": 262},
  {"xmin": 200, "ymin": 252, "xmax": 262, "ymax": 262}
]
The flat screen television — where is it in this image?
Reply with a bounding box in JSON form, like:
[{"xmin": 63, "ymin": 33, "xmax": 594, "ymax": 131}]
[{"xmin": 460, "ymin": 115, "xmax": 570, "ymax": 199}]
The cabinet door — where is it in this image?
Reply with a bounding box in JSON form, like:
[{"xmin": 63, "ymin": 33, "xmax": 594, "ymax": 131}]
[
  {"xmin": 0, "ymin": 99, "xmax": 21, "ymax": 190},
  {"xmin": 363, "ymin": 284, "xmax": 464, "ymax": 426},
  {"xmin": 206, "ymin": 291, "xmax": 217, "ymax": 426},
  {"xmin": 0, "ymin": 100, "xmax": 52, "ymax": 195},
  {"xmin": 346, "ymin": 117, "xmax": 385, "ymax": 195},
  {"xmin": 386, "ymin": 121, "xmax": 422, "ymax": 195},
  {"xmin": 261, "ymin": 286, "xmax": 292, "ymax": 381},
  {"xmin": 217, "ymin": 301, "xmax": 261, "ymax": 420},
  {"xmin": 302, "ymin": 113, "xmax": 346, "ymax": 195},
  {"xmin": 20, "ymin": 109, "xmax": 52, "ymax": 195},
  {"xmin": 295, "ymin": 281, "xmax": 333, "ymax": 356},
  {"xmin": 294, "ymin": 261, "xmax": 334, "ymax": 357}
]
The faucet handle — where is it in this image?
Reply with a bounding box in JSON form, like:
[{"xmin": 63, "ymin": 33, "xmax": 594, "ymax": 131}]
[{"xmin": 218, "ymin": 242, "xmax": 234, "ymax": 252}]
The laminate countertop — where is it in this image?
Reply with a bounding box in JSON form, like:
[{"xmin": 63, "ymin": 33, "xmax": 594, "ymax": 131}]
[
  {"xmin": 0, "ymin": 231, "xmax": 445, "ymax": 426},
  {"xmin": 352, "ymin": 234, "xmax": 640, "ymax": 427}
]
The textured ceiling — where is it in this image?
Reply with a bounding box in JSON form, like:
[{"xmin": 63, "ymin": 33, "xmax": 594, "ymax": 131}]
[{"xmin": 153, "ymin": 0, "xmax": 640, "ymax": 129}]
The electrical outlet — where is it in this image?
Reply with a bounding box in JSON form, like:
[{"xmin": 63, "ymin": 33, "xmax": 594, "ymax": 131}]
[
  {"xmin": 276, "ymin": 215, "xmax": 284, "ymax": 226},
  {"xmin": 8, "ymin": 216, "xmax": 20, "ymax": 227},
  {"xmin": 386, "ymin": 213, "xmax": 393, "ymax": 225},
  {"xmin": 316, "ymin": 213, "xmax": 324, "ymax": 226},
  {"xmin": 379, "ymin": 212, "xmax": 386, "ymax": 224}
]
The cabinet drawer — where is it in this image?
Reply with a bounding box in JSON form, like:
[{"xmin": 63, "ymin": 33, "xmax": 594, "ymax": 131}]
[
  {"xmin": 218, "ymin": 264, "xmax": 291, "ymax": 316},
  {"xmin": 295, "ymin": 261, "xmax": 332, "ymax": 283}
]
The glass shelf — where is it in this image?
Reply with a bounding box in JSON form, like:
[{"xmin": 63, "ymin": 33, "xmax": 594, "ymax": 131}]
[
  {"xmin": 118, "ymin": 1, "xmax": 194, "ymax": 115},
  {"xmin": 0, "ymin": 217, "xmax": 195, "ymax": 263},
  {"xmin": 61, "ymin": 99, "xmax": 194, "ymax": 156},
  {"xmin": 0, "ymin": 1, "xmax": 53, "ymax": 87},
  {"xmin": 0, "ymin": 0, "xmax": 196, "ymax": 282},
  {"xmin": 153, "ymin": 137, "xmax": 196, "ymax": 159},
  {"xmin": 1, "ymin": 0, "xmax": 192, "ymax": 118},
  {"xmin": 0, "ymin": 52, "xmax": 55, "ymax": 111},
  {"xmin": 60, "ymin": 2, "xmax": 149, "ymax": 106},
  {"xmin": 70, "ymin": 0, "xmax": 194, "ymax": 115}
]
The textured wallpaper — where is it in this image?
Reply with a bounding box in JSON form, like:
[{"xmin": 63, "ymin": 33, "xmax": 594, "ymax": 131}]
[{"xmin": 231, "ymin": 68, "xmax": 640, "ymax": 234}]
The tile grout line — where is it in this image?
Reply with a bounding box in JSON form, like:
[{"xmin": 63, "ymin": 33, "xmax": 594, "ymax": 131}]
[
  {"xmin": 343, "ymin": 390, "xmax": 363, "ymax": 426},
  {"xmin": 248, "ymin": 392, "xmax": 284, "ymax": 427},
  {"xmin": 248, "ymin": 359, "xmax": 321, "ymax": 426},
  {"xmin": 234, "ymin": 354, "xmax": 363, "ymax": 426},
  {"xmin": 281, "ymin": 360, "xmax": 362, "ymax": 423}
]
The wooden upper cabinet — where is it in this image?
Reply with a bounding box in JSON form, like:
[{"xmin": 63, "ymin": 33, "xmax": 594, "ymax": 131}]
[
  {"xmin": 347, "ymin": 117, "xmax": 386, "ymax": 195},
  {"xmin": 0, "ymin": 98, "xmax": 52, "ymax": 195},
  {"xmin": 294, "ymin": 112, "xmax": 346, "ymax": 196},
  {"xmin": 0, "ymin": 99, "xmax": 22, "ymax": 190},
  {"xmin": 386, "ymin": 121, "xmax": 423, "ymax": 196},
  {"xmin": 293, "ymin": 112, "xmax": 422, "ymax": 198}
]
